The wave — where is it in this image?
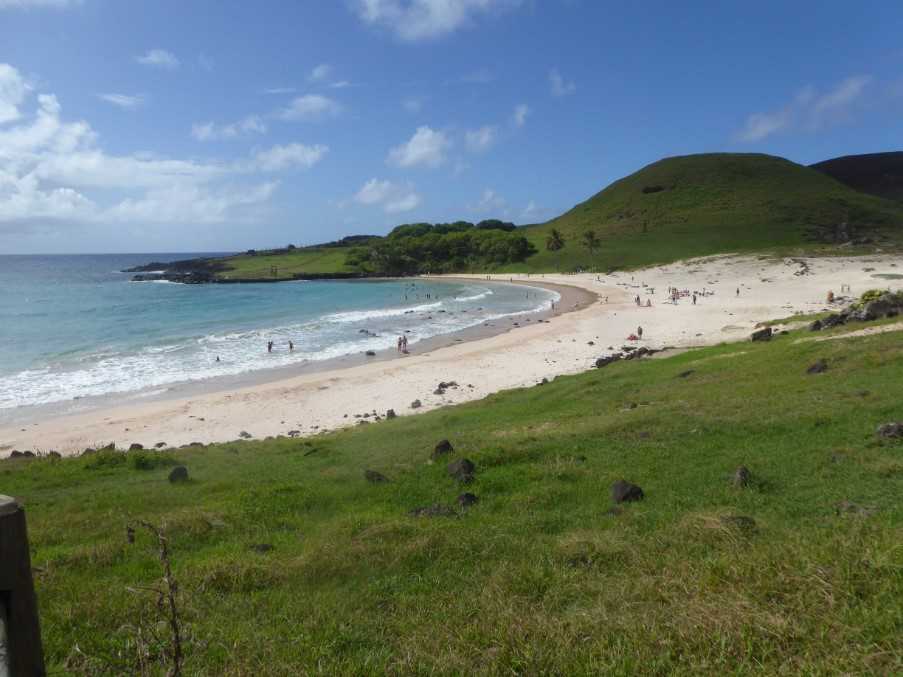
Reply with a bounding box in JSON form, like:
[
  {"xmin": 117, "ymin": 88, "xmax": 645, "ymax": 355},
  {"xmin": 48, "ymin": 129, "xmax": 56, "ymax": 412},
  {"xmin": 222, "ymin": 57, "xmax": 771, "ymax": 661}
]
[
  {"xmin": 454, "ymin": 289, "xmax": 494, "ymax": 302},
  {"xmin": 324, "ymin": 301, "xmax": 442, "ymax": 324}
]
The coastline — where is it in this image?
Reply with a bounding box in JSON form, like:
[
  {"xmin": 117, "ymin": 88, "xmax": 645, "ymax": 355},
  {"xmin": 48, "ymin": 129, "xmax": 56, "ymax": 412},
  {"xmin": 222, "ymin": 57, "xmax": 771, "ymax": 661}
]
[{"xmin": 2, "ymin": 253, "xmax": 902, "ymax": 456}]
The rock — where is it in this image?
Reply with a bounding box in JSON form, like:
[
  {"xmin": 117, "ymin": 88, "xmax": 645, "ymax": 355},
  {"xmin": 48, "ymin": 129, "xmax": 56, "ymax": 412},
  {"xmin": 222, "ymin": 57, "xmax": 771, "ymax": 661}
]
[
  {"xmin": 365, "ymin": 350, "xmax": 376, "ymax": 357},
  {"xmin": 364, "ymin": 469, "xmax": 390, "ymax": 483},
  {"xmin": 808, "ymin": 319, "xmax": 823, "ymax": 331},
  {"xmin": 154, "ymin": 442, "xmax": 167, "ymax": 449},
  {"xmin": 448, "ymin": 458, "xmax": 476, "ymax": 483},
  {"xmin": 821, "ymin": 313, "xmax": 846, "ymax": 329},
  {"xmin": 189, "ymin": 442, "xmax": 204, "ymax": 447},
  {"xmin": 457, "ymin": 492, "xmax": 479, "ymax": 508},
  {"xmin": 128, "ymin": 443, "xmax": 144, "ymax": 451},
  {"xmin": 750, "ymin": 327, "xmax": 773, "ymax": 342},
  {"xmin": 538, "ymin": 377, "xmax": 549, "ymax": 385},
  {"xmin": 168, "ymin": 466, "xmax": 189, "ymax": 483},
  {"xmin": 22, "ymin": 451, "xmax": 35, "ymax": 458},
  {"xmin": 433, "ymin": 388, "xmax": 446, "ymax": 395},
  {"xmin": 250, "ymin": 543, "xmax": 274, "ymax": 553},
  {"xmin": 410, "ymin": 399, "xmax": 422, "ymax": 409},
  {"xmin": 238, "ymin": 431, "xmax": 252, "ymax": 439},
  {"xmin": 432, "ymin": 439, "xmax": 454, "ymax": 459},
  {"xmin": 82, "ymin": 447, "xmax": 97, "ymax": 456},
  {"xmin": 409, "ymin": 504, "xmax": 456, "ymax": 518},
  {"xmin": 595, "ymin": 354, "xmax": 622, "ymax": 369},
  {"xmin": 876, "ymin": 422, "xmax": 903, "ymax": 439},
  {"xmin": 587, "ymin": 341, "xmax": 595, "ymax": 346},
  {"xmin": 100, "ymin": 443, "xmax": 115, "ymax": 452},
  {"xmin": 807, "ymin": 359, "xmax": 828, "ymax": 374},
  {"xmin": 386, "ymin": 409, "xmax": 397, "ymax": 419},
  {"xmin": 611, "ymin": 480, "xmax": 644, "ymax": 503},
  {"xmin": 732, "ymin": 465, "xmax": 751, "ymax": 488},
  {"xmin": 8, "ymin": 450, "xmax": 23, "ymax": 459}
]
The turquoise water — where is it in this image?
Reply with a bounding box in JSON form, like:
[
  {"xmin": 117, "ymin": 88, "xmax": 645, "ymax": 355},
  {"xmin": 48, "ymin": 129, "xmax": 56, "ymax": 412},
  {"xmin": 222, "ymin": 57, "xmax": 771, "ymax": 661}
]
[{"xmin": 0, "ymin": 254, "xmax": 556, "ymax": 412}]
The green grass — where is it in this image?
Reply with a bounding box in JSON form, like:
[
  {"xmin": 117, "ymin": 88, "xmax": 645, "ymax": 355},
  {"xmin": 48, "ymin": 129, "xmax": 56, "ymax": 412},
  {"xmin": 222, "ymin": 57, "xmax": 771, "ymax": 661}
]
[
  {"xmin": 6, "ymin": 325, "xmax": 903, "ymax": 674},
  {"xmin": 812, "ymin": 152, "xmax": 903, "ymax": 203},
  {"xmin": 215, "ymin": 247, "xmax": 353, "ymax": 280},
  {"xmin": 512, "ymin": 153, "xmax": 903, "ymax": 272}
]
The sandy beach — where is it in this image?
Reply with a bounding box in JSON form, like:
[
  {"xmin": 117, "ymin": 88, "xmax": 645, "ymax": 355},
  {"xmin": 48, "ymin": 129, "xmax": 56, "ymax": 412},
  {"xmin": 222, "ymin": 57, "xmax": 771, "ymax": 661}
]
[{"xmin": 3, "ymin": 253, "xmax": 902, "ymax": 456}]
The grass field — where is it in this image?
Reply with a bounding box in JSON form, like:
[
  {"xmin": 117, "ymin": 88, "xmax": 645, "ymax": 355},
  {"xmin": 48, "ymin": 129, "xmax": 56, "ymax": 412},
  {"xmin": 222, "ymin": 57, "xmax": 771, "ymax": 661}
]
[
  {"xmin": 215, "ymin": 247, "xmax": 353, "ymax": 280},
  {"xmin": 5, "ymin": 319, "xmax": 903, "ymax": 674}
]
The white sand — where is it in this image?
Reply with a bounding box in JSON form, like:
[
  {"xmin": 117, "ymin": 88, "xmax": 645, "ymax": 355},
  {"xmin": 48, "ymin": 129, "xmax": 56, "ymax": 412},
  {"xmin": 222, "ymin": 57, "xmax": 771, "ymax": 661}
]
[{"xmin": 3, "ymin": 253, "xmax": 902, "ymax": 456}]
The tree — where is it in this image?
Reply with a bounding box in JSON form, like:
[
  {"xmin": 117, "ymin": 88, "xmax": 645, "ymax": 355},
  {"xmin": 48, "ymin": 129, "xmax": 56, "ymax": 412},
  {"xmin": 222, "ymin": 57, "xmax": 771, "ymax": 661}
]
[
  {"xmin": 545, "ymin": 228, "xmax": 565, "ymax": 271},
  {"xmin": 581, "ymin": 230, "xmax": 600, "ymax": 266}
]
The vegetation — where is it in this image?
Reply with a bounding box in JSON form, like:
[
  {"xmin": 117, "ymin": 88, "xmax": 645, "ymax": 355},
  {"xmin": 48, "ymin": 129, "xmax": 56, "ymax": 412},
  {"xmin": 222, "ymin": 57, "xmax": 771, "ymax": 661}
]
[
  {"xmin": 7, "ymin": 320, "xmax": 903, "ymax": 673},
  {"xmin": 812, "ymin": 152, "xmax": 903, "ymax": 203},
  {"xmin": 545, "ymin": 228, "xmax": 566, "ymax": 270},
  {"xmin": 216, "ymin": 246, "xmax": 355, "ymax": 280}
]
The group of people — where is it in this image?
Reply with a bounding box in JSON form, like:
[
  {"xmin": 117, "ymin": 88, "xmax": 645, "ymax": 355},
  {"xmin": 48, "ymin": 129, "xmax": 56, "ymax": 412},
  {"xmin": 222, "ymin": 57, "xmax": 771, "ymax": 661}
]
[
  {"xmin": 266, "ymin": 340, "xmax": 294, "ymax": 354},
  {"xmin": 396, "ymin": 335, "xmax": 409, "ymax": 353},
  {"xmin": 634, "ymin": 294, "xmax": 652, "ymax": 307}
]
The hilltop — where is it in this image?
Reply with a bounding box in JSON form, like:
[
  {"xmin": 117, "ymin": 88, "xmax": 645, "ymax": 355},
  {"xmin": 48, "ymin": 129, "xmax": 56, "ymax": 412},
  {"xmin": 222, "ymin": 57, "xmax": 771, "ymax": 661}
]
[
  {"xmin": 516, "ymin": 153, "xmax": 903, "ymax": 272},
  {"xmin": 811, "ymin": 151, "xmax": 903, "ymax": 203}
]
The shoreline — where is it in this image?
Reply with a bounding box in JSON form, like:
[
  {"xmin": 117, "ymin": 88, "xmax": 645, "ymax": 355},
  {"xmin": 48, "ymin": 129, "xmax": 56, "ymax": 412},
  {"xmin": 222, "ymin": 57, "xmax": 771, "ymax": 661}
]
[{"xmin": 2, "ymin": 254, "xmax": 902, "ymax": 456}]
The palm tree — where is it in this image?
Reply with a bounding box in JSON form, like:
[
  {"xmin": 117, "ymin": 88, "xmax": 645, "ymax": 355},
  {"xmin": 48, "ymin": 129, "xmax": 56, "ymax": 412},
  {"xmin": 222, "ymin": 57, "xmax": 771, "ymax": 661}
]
[
  {"xmin": 545, "ymin": 228, "xmax": 565, "ymax": 271},
  {"xmin": 581, "ymin": 230, "xmax": 600, "ymax": 268}
]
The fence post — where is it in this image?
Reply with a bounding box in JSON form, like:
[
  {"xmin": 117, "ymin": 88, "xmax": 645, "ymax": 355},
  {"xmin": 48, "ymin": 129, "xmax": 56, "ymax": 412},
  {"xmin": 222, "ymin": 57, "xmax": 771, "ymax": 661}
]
[{"xmin": 0, "ymin": 495, "xmax": 45, "ymax": 676}]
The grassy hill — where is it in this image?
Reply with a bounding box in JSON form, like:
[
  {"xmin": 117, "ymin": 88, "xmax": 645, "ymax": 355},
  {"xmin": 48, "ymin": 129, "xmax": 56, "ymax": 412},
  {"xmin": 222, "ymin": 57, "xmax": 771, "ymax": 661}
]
[
  {"xmin": 513, "ymin": 153, "xmax": 903, "ymax": 272},
  {"xmin": 215, "ymin": 246, "xmax": 354, "ymax": 280},
  {"xmin": 6, "ymin": 317, "xmax": 903, "ymax": 673},
  {"xmin": 812, "ymin": 152, "xmax": 903, "ymax": 203}
]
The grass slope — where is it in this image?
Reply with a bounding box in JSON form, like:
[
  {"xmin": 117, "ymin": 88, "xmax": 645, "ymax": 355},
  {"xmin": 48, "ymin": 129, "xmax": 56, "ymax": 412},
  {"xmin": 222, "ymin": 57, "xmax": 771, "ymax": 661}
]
[
  {"xmin": 215, "ymin": 247, "xmax": 353, "ymax": 280},
  {"xmin": 812, "ymin": 151, "xmax": 903, "ymax": 203},
  {"xmin": 514, "ymin": 153, "xmax": 903, "ymax": 272},
  {"xmin": 5, "ymin": 322, "xmax": 903, "ymax": 673}
]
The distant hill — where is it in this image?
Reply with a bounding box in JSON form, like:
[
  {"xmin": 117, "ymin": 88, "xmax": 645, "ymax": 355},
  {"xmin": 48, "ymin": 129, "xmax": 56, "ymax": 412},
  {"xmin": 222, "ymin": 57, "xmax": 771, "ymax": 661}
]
[
  {"xmin": 515, "ymin": 153, "xmax": 903, "ymax": 272},
  {"xmin": 811, "ymin": 152, "xmax": 903, "ymax": 203}
]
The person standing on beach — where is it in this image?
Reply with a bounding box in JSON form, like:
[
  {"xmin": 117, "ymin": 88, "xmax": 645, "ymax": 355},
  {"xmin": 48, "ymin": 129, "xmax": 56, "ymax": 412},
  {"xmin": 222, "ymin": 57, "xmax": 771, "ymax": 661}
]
[
  {"xmin": 692, "ymin": 293, "xmax": 697, "ymax": 305},
  {"xmin": 637, "ymin": 326, "xmax": 643, "ymax": 339}
]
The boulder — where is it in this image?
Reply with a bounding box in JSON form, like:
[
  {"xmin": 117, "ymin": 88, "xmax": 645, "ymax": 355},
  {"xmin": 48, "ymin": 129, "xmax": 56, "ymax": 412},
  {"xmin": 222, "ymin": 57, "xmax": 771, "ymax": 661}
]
[
  {"xmin": 433, "ymin": 388, "xmax": 446, "ymax": 395},
  {"xmin": 22, "ymin": 451, "xmax": 35, "ymax": 458},
  {"xmin": 432, "ymin": 439, "xmax": 454, "ymax": 460},
  {"xmin": 128, "ymin": 443, "xmax": 144, "ymax": 451},
  {"xmin": 448, "ymin": 458, "xmax": 476, "ymax": 483},
  {"xmin": 386, "ymin": 409, "xmax": 397, "ymax": 419},
  {"xmin": 876, "ymin": 422, "xmax": 903, "ymax": 439},
  {"xmin": 808, "ymin": 319, "xmax": 823, "ymax": 331},
  {"xmin": 750, "ymin": 327, "xmax": 773, "ymax": 342},
  {"xmin": 154, "ymin": 442, "xmax": 167, "ymax": 449},
  {"xmin": 611, "ymin": 479, "xmax": 644, "ymax": 503},
  {"xmin": 457, "ymin": 493, "xmax": 479, "ymax": 508},
  {"xmin": 8, "ymin": 450, "xmax": 23, "ymax": 459},
  {"xmin": 168, "ymin": 466, "xmax": 189, "ymax": 483},
  {"xmin": 410, "ymin": 399, "xmax": 422, "ymax": 409},
  {"xmin": 807, "ymin": 359, "xmax": 828, "ymax": 374},
  {"xmin": 365, "ymin": 350, "xmax": 376, "ymax": 357},
  {"xmin": 595, "ymin": 354, "xmax": 622, "ymax": 369},
  {"xmin": 732, "ymin": 465, "xmax": 751, "ymax": 488},
  {"xmin": 238, "ymin": 431, "xmax": 252, "ymax": 439},
  {"xmin": 364, "ymin": 469, "xmax": 390, "ymax": 483}
]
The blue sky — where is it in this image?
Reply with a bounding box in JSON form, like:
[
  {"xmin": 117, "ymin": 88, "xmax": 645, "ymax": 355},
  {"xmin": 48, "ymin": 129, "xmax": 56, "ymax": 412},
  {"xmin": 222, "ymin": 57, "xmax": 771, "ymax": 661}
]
[{"xmin": 1, "ymin": 0, "xmax": 901, "ymax": 254}]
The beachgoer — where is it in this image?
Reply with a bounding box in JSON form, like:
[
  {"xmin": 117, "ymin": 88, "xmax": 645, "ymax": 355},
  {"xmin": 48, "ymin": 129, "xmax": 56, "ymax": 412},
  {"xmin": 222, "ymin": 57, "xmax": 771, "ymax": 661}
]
[
  {"xmin": 736, "ymin": 287, "xmax": 740, "ymax": 297},
  {"xmin": 397, "ymin": 336, "xmax": 403, "ymax": 352},
  {"xmin": 215, "ymin": 356, "xmax": 220, "ymax": 362},
  {"xmin": 267, "ymin": 341, "xmax": 273, "ymax": 353},
  {"xmin": 289, "ymin": 340, "xmax": 294, "ymax": 352},
  {"xmin": 637, "ymin": 326, "xmax": 643, "ymax": 339},
  {"xmin": 692, "ymin": 293, "xmax": 697, "ymax": 305},
  {"xmin": 645, "ymin": 299, "xmax": 651, "ymax": 307}
]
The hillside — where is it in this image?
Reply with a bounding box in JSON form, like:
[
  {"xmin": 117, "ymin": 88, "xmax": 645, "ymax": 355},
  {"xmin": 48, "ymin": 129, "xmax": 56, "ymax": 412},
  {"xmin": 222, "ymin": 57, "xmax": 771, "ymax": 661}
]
[
  {"xmin": 6, "ymin": 316, "xmax": 903, "ymax": 673},
  {"xmin": 812, "ymin": 152, "xmax": 903, "ymax": 203},
  {"xmin": 515, "ymin": 153, "xmax": 903, "ymax": 272}
]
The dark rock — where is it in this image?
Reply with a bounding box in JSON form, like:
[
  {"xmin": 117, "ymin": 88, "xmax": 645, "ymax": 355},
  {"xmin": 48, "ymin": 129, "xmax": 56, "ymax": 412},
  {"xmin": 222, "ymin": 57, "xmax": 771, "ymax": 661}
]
[
  {"xmin": 750, "ymin": 327, "xmax": 773, "ymax": 342},
  {"xmin": 386, "ymin": 409, "xmax": 397, "ymax": 419},
  {"xmin": 611, "ymin": 479, "xmax": 644, "ymax": 503},
  {"xmin": 9, "ymin": 450, "xmax": 23, "ymax": 458},
  {"xmin": 821, "ymin": 313, "xmax": 846, "ymax": 329},
  {"xmin": 432, "ymin": 439, "xmax": 454, "ymax": 460},
  {"xmin": 733, "ymin": 465, "xmax": 751, "ymax": 488},
  {"xmin": 410, "ymin": 399, "xmax": 422, "ymax": 409},
  {"xmin": 128, "ymin": 443, "xmax": 144, "ymax": 451},
  {"xmin": 364, "ymin": 469, "xmax": 390, "ymax": 483},
  {"xmin": 809, "ymin": 319, "xmax": 823, "ymax": 331},
  {"xmin": 448, "ymin": 458, "xmax": 476, "ymax": 483},
  {"xmin": 409, "ymin": 504, "xmax": 456, "ymax": 518},
  {"xmin": 876, "ymin": 422, "xmax": 903, "ymax": 439},
  {"xmin": 22, "ymin": 451, "xmax": 35, "ymax": 458},
  {"xmin": 189, "ymin": 441, "xmax": 204, "ymax": 447},
  {"xmin": 595, "ymin": 354, "xmax": 622, "ymax": 368},
  {"xmin": 807, "ymin": 359, "xmax": 828, "ymax": 374},
  {"xmin": 100, "ymin": 443, "xmax": 115, "ymax": 451},
  {"xmin": 82, "ymin": 447, "xmax": 97, "ymax": 456},
  {"xmin": 154, "ymin": 442, "xmax": 167, "ymax": 449},
  {"xmin": 168, "ymin": 466, "xmax": 189, "ymax": 483},
  {"xmin": 238, "ymin": 431, "xmax": 252, "ymax": 439},
  {"xmin": 433, "ymin": 388, "xmax": 446, "ymax": 395},
  {"xmin": 457, "ymin": 492, "xmax": 479, "ymax": 508},
  {"xmin": 365, "ymin": 350, "xmax": 376, "ymax": 356},
  {"xmin": 250, "ymin": 543, "xmax": 274, "ymax": 553}
]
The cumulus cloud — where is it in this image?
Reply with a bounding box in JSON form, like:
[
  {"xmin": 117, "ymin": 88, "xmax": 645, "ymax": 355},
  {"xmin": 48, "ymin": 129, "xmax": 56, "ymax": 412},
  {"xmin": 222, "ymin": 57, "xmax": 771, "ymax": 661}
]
[
  {"xmin": 0, "ymin": 63, "xmax": 326, "ymax": 231},
  {"xmin": 549, "ymin": 68, "xmax": 576, "ymax": 97},
  {"xmin": 737, "ymin": 75, "xmax": 872, "ymax": 142},
  {"xmin": 353, "ymin": 0, "xmax": 520, "ymax": 41},
  {"xmin": 97, "ymin": 93, "xmax": 145, "ymax": 110},
  {"xmin": 309, "ymin": 63, "xmax": 332, "ymax": 82},
  {"xmin": 354, "ymin": 177, "xmax": 421, "ymax": 213},
  {"xmin": 136, "ymin": 49, "xmax": 180, "ymax": 69},
  {"xmin": 191, "ymin": 115, "xmax": 267, "ymax": 141},
  {"xmin": 279, "ymin": 94, "xmax": 342, "ymax": 120},
  {"xmin": 0, "ymin": 63, "xmax": 28, "ymax": 123},
  {"xmin": 511, "ymin": 103, "xmax": 529, "ymax": 128},
  {"xmin": 465, "ymin": 125, "xmax": 496, "ymax": 153},
  {"xmin": 387, "ymin": 125, "xmax": 450, "ymax": 168}
]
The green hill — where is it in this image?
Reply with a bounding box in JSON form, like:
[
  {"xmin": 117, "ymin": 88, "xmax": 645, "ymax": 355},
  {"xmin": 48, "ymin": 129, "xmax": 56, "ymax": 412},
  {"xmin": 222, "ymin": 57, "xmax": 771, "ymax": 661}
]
[
  {"xmin": 812, "ymin": 152, "xmax": 903, "ymax": 203},
  {"xmin": 515, "ymin": 153, "xmax": 903, "ymax": 272},
  {"xmin": 7, "ymin": 316, "xmax": 903, "ymax": 673}
]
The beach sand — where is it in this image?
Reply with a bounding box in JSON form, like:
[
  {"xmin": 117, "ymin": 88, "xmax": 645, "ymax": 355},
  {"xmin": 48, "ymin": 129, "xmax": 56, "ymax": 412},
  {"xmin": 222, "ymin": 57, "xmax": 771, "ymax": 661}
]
[{"xmin": 3, "ymin": 253, "xmax": 902, "ymax": 456}]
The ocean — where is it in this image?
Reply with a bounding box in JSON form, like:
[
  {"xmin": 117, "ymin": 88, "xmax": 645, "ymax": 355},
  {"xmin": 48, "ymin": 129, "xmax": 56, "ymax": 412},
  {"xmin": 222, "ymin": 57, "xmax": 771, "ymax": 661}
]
[{"xmin": 0, "ymin": 254, "xmax": 557, "ymax": 416}]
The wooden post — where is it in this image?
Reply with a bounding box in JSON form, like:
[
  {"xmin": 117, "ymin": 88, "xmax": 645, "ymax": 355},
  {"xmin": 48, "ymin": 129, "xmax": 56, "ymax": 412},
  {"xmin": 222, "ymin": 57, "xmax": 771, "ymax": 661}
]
[{"xmin": 0, "ymin": 495, "xmax": 45, "ymax": 676}]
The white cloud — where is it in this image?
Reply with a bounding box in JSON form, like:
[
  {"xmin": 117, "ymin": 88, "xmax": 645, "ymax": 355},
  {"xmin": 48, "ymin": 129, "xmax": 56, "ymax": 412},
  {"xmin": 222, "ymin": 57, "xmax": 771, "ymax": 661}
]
[
  {"xmin": 262, "ymin": 86, "xmax": 296, "ymax": 95},
  {"xmin": 354, "ymin": 177, "xmax": 421, "ymax": 213},
  {"xmin": 0, "ymin": 0, "xmax": 79, "ymax": 7},
  {"xmin": 387, "ymin": 125, "xmax": 450, "ymax": 168},
  {"xmin": 469, "ymin": 188, "xmax": 508, "ymax": 215},
  {"xmin": 0, "ymin": 63, "xmax": 326, "ymax": 231},
  {"xmin": 252, "ymin": 143, "xmax": 328, "ymax": 171},
  {"xmin": 737, "ymin": 75, "xmax": 872, "ymax": 142},
  {"xmin": 512, "ymin": 103, "xmax": 529, "ymax": 128},
  {"xmin": 353, "ymin": 0, "xmax": 520, "ymax": 41},
  {"xmin": 549, "ymin": 68, "xmax": 576, "ymax": 97},
  {"xmin": 329, "ymin": 80, "xmax": 351, "ymax": 89},
  {"xmin": 97, "ymin": 93, "xmax": 145, "ymax": 110},
  {"xmin": 191, "ymin": 115, "xmax": 267, "ymax": 141},
  {"xmin": 309, "ymin": 63, "xmax": 332, "ymax": 82},
  {"xmin": 136, "ymin": 49, "xmax": 180, "ymax": 69},
  {"xmin": 279, "ymin": 94, "xmax": 342, "ymax": 121},
  {"xmin": 465, "ymin": 125, "xmax": 496, "ymax": 153},
  {"xmin": 0, "ymin": 63, "xmax": 28, "ymax": 124}
]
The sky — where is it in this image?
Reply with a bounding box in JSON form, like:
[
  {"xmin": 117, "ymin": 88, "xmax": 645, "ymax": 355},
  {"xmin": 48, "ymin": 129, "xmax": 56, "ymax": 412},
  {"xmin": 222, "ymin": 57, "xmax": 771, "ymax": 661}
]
[{"xmin": 1, "ymin": 0, "xmax": 902, "ymax": 254}]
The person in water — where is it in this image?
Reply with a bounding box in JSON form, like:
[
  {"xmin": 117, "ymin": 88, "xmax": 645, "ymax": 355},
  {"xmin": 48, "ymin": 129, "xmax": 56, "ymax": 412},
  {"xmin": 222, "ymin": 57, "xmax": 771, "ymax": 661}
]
[
  {"xmin": 267, "ymin": 341, "xmax": 273, "ymax": 353},
  {"xmin": 289, "ymin": 340, "xmax": 294, "ymax": 352}
]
